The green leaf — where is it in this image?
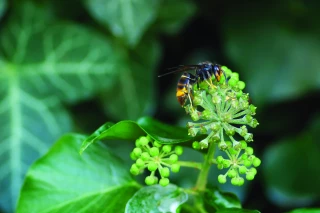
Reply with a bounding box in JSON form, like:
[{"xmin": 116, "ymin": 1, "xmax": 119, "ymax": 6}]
[
  {"xmin": 80, "ymin": 116, "xmax": 205, "ymax": 154},
  {"xmin": 17, "ymin": 134, "xmax": 140, "ymax": 213},
  {"xmin": 125, "ymin": 184, "xmax": 188, "ymax": 213},
  {"xmin": 263, "ymin": 116, "xmax": 320, "ymax": 204},
  {"xmin": 0, "ymin": 0, "xmax": 7, "ymax": 20},
  {"xmin": 222, "ymin": 2, "xmax": 320, "ymax": 105},
  {"xmin": 204, "ymin": 186, "xmax": 241, "ymax": 210},
  {"xmin": 216, "ymin": 208, "xmax": 260, "ymax": 213},
  {"xmin": 101, "ymin": 38, "xmax": 161, "ymax": 120},
  {"xmin": 287, "ymin": 208, "xmax": 320, "ymax": 213},
  {"xmin": 154, "ymin": 0, "xmax": 196, "ymax": 35},
  {"xmin": 0, "ymin": 2, "xmax": 120, "ymax": 211},
  {"xmin": 83, "ymin": 0, "xmax": 160, "ymax": 47}
]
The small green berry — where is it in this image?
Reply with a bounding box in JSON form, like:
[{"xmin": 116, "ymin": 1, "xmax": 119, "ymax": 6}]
[
  {"xmin": 159, "ymin": 178, "xmax": 170, "ymax": 186},
  {"xmin": 153, "ymin": 141, "xmax": 162, "ymax": 147},
  {"xmin": 133, "ymin": 148, "xmax": 142, "ymax": 157},
  {"xmin": 147, "ymin": 162, "xmax": 158, "ymax": 172},
  {"xmin": 218, "ymin": 175, "xmax": 227, "ymax": 184},
  {"xmin": 145, "ymin": 176, "xmax": 155, "ymax": 185},
  {"xmin": 169, "ymin": 154, "xmax": 178, "ymax": 163},
  {"xmin": 227, "ymin": 169, "xmax": 237, "ymax": 178},
  {"xmin": 217, "ymin": 164, "xmax": 224, "ymax": 170},
  {"xmin": 136, "ymin": 158, "xmax": 145, "ymax": 167},
  {"xmin": 239, "ymin": 166, "xmax": 247, "ymax": 174},
  {"xmin": 238, "ymin": 177, "xmax": 245, "ymax": 186},
  {"xmin": 228, "ymin": 78, "xmax": 238, "ymax": 87},
  {"xmin": 246, "ymin": 147, "xmax": 254, "ymax": 155},
  {"xmin": 139, "ymin": 136, "xmax": 149, "ymax": 146},
  {"xmin": 171, "ymin": 164, "xmax": 180, "ymax": 173},
  {"xmin": 175, "ymin": 146, "xmax": 183, "ymax": 155},
  {"xmin": 253, "ymin": 158, "xmax": 261, "ymax": 167},
  {"xmin": 192, "ymin": 141, "xmax": 200, "ymax": 150},
  {"xmin": 162, "ymin": 145, "xmax": 172, "ymax": 153},
  {"xmin": 246, "ymin": 173, "xmax": 255, "ymax": 180},
  {"xmin": 236, "ymin": 91, "xmax": 243, "ymax": 98},
  {"xmin": 237, "ymin": 81, "xmax": 246, "ymax": 90},
  {"xmin": 130, "ymin": 164, "xmax": 140, "ymax": 175},
  {"xmin": 243, "ymin": 159, "xmax": 252, "ymax": 167},
  {"xmin": 160, "ymin": 167, "xmax": 170, "ymax": 177},
  {"xmin": 240, "ymin": 141, "xmax": 247, "ymax": 149},
  {"xmin": 141, "ymin": 152, "xmax": 150, "ymax": 161},
  {"xmin": 241, "ymin": 153, "xmax": 248, "ymax": 160},
  {"xmin": 250, "ymin": 167, "xmax": 257, "ymax": 175},
  {"xmin": 130, "ymin": 152, "xmax": 138, "ymax": 160},
  {"xmin": 223, "ymin": 159, "xmax": 231, "ymax": 168},
  {"xmin": 150, "ymin": 147, "xmax": 160, "ymax": 157},
  {"xmin": 231, "ymin": 177, "xmax": 239, "ymax": 186},
  {"xmin": 216, "ymin": 156, "xmax": 224, "ymax": 164}
]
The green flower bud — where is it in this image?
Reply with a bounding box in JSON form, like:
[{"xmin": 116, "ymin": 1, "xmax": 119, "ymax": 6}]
[
  {"xmin": 130, "ymin": 152, "xmax": 138, "ymax": 160},
  {"xmin": 162, "ymin": 145, "xmax": 172, "ymax": 153},
  {"xmin": 238, "ymin": 177, "xmax": 244, "ymax": 186},
  {"xmin": 240, "ymin": 140, "xmax": 247, "ymax": 149},
  {"xmin": 150, "ymin": 147, "xmax": 160, "ymax": 157},
  {"xmin": 241, "ymin": 153, "xmax": 248, "ymax": 160},
  {"xmin": 210, "ymin": 123, "xmax": 221, "ymax": 132},
  {"xmin": 253, "ymin": 157, "xmax": 261, "ymax": 167},
  {"xmin": 212, "ymin": 95, "xmax": 222, "ymax": 104},
  {"xmin": 225, "ymin": 128, "xmax": 235, "ymax": 136},
  {"xmin": 153, "ymin": 141, "xmax": 162, "ymax": 147},
  {"xmin": 228, "ymin": 78, "xmax": 238, "ymax": 87},
  {"xmin": 136, "ymin": 158, "xmax": 145, "ymax": 167},
  {"xmin": 244, "ymin": 159, "xmax": 252, "ymax": 167},
  {"xmin": 159, "ymin": 178, "xmax": 170, "ymax": 187},
  {"xmin": 190, "ymin": 110, "xmax": 199, "ymax": 121},
  {"xmin": 216, "ymin": 156, "xmax": 224, "ymax": 164},
  {"xmin": 228, "ymin": 148, "xmax": 238, "ymax": 155},
  {"xmin": 240, "ymin": 126, "xmax": 248, "ymax": 136},
  {"xmin": 199, "ymin": 139, "xmax": 209, "ymax": 149},
  {"xmin": 147, "ymin": 162, "xmax": 158, "ymax": 172},
  {"xmin": 209, "ymin": 134, "xmax": 220, "ymax": 143},
  {"xmin": 245, "ymin": 115, "xmax": 253, "ymax": 123},
  {"xmin": 246, "ymin": 147, "xmax": 254, "ymax": 155},
  {"xmin": 227, "ymin": 169, "xmax": 237, "ymax": 178},
  {"xmin": 249, "ymin": 104, "xmax": 257, "ymax": 115},
  {"xmin": 171, "ymin": 164, "xmax": 180, "ymax": 173},
  {"xmin": 193, "ymin": 96, "xmax": 202, "ymax": 106},
  {"xmin": 236, "ymin": 91, "xmax": 243, "ymax": 99},
  {"xmin": 138, "ymin": 136, "xmax": 149, "ymax": 146},
  {"xmin": 145, "ymin": 176, "xmax": 156, "ymax": 185},
  {"xmin": 202, "ymin": 109, "xmax": 213, "ymax": 120},
  {"xmin": 218, "ymin": 175, "xmax": 227, "ymax": 184},
  {"xmin": 244, "ymin": 133, "xmax": 253, "ymax": 142},
  {"xmin": 188, "ymin": 127, "xmax": 199, "ymax": 137},
  {"xmin": 217, "ymin": 164, "xmax": 224, "ymax": 170},
  {"xmin": 237, "ymin": 81, "xmax": 246, "ymax": 90},
  {"xmin": 239, "ymin": 166, "xmax": 247, "ymax": 174},
  {"xmin": 160, "ymin": 167, "xmax": 170, "ymax": 177},
  {"xmin": 231, "ymin": 177, "xmax": 239, "ymax": 186},
  {"xmin": 246, "ymin": 173, "xmax": 255, "ymax": 181},
  {"xmin": 192, "ymin": 141, "xmax": 200, "ymax": 150},
  {"xmin": 133, "ymin": 148, "xmax": 142, "ymax": 157},
  {"xmin": 169, "ymin": 154, "xmax": 178, "ymax": 163},
  {"xmin": 231, "ymin": 72, "xmax": 239, "ymax": 81},
  {"xmin": 175, "ymin": 146, "xmax": 183, "ymax": 155},
  {"xmin": 249, "ymin": 167, "xmax": 257, "ymax": 175},
  {"xmin": 141, "ymin": 152, "xmax": 150, "ymax": 161},
  {"xmin": 130, "ymin": 164, "xmax": 140, "ymax": 175},
  {"xmin": 223, "ymin": 159, "xmax": 231, "ymax": 168},
  {"xmin": 250, "ymin": 119, "xmax": 259, "ymax": 128},
  {"xmin": 199, "ymin": 125, "xmax": 207, "ymax": 134}
]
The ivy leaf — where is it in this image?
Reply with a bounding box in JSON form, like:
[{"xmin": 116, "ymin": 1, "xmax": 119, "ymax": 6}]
[
  {"xmin": 154, "ymin": 0, "xmax": 196, "ymax": 35},
  {"xmin": 216, "ymin": 209, "xmax": 260, "ymax": 213},
  {"xmin": 0, "ymin": 1, "xmax": 120, "ymax": 211},
  {"xmin": 125, "ymin": 184, "xmax": 188, "ymax": 213},
  {"xmin": 0, "ymin": 0, "xmax": 7, "ymax": 20},
  {"xmin": 222, "ymin": 1, "xmax": 320, "ymax": 106},
  {"xmin": 101, "ymin": 38, "xmax": 161, "ymax": 120},
  {"xmin": 80, "ymin": 116, "xmax": 205, "ymax": 154},
  {"xmin": 287, "ymin": 209, "xmax": 320, "ymax": 213},
  {"xmin": 203, "ymin": 186, "xmax": 241, "ymax": 210},
  {"xmin": 16, "ymin": 134, "xmax": 140, "ymax": 213},
  {"xmin": 263, "ymin": 116, "xmax": 320, "ymax": 206},
  {"xmin": 83, "ymin": 0, "xmax": 160, "ymax": 47}
]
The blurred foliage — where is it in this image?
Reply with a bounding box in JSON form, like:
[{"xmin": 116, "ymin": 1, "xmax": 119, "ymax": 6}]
[{"xmin": 0, "ymin": 0, "xmax": 320, "ymax": 212}]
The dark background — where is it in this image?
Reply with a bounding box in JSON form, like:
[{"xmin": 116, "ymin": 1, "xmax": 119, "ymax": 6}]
[{"xmin": 0, "ymin": 0, "xmax": 320, "ymax": 212}]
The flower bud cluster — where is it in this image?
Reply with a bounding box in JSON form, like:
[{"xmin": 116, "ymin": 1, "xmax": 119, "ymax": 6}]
[
  {"xmin": 216, "ymin": 141, "xmax": 261, "ymax": 186},
  {"xmin": 130, "ymin": 135, "xmax": 184, "ymax": 186},
  {"xmin": 186, "ymin": 66, "xmax": 259, "ymax": 150}
]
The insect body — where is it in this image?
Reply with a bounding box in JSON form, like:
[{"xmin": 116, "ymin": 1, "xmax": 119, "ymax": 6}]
[{"xmin": 158, "ymin": 61, "xmax": 228, "ymax": 107}]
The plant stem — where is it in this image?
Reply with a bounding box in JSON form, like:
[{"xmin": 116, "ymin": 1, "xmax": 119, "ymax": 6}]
[
  {"xmin": 194, "ymin": 142, "xmax": 216, "ymax": 191},
  {"xmin": 177, "ymin": 161, "xmax": 202, "ymax": 170}
]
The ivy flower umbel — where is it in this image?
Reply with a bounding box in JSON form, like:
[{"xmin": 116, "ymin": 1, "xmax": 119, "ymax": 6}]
[
  {"xmin": 185, "ymin": 66, "xmax": 261, "ymax": 185},
  {"xmin": 130, "ymin": 136, "xmax": 183, "ymax": 187}
]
